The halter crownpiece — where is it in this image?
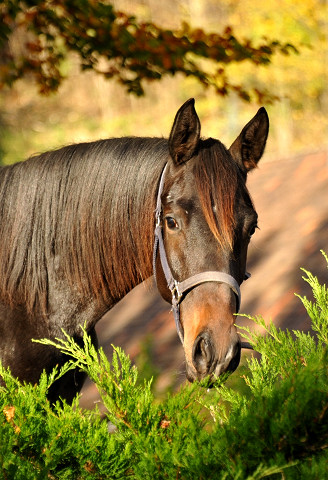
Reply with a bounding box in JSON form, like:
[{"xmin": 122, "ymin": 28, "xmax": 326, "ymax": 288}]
[{"xmin": 153, "ymin": 163, "xmax": 250, "ymax": 344}]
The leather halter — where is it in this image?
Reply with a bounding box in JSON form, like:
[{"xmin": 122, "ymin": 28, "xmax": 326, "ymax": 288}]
[{"xmin": 153, "ymin": 163, "xmax": 249, "ymax": 344}]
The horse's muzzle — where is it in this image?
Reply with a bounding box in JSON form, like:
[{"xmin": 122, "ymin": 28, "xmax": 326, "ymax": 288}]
[{"xmin": 186, "ymin": 331, "xmax": 241, "ymax": 383}]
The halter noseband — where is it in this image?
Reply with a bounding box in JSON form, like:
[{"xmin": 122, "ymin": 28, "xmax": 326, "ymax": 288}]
[{"xmin": 153, "ymin": 164, "xmax": 249, "ymax": 344}]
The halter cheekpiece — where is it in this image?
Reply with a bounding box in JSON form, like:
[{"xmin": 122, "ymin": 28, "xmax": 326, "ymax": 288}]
[{"xmin": 153, "ymin": 163, "xmax": 249, "ymax": 344}]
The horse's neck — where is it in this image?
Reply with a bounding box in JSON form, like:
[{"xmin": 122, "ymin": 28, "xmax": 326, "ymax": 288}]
[{"xmin": 0, "ymin": 139, "xmax": 167, "ymax": 333}]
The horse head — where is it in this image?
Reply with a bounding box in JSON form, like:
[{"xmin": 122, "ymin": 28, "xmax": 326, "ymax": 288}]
[{"xmin": 155, "ymin": 99, "xmax": 269, "ymax": 384}]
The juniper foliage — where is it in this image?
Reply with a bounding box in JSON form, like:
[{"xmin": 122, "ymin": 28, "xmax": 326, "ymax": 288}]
[{"xmin": 0, "ymin": 253, "xmax": 327, "ymax": 479}]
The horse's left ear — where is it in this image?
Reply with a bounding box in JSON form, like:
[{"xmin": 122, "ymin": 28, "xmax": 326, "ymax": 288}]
[
  {"xmin": 229, "ymin": 107, "xmax": 269, "ymax": 173},
  {"xmin": 169, "ymin": 98, "xmax": 201, "ymax": 165}
]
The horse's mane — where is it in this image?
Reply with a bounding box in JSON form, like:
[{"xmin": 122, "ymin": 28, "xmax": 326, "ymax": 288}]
[{"xmin": 0, "ymin": 137, "xmax": 168, "ymax": 315}]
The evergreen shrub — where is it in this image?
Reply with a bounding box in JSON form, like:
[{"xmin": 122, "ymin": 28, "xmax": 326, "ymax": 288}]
[{"xmin": 0, "ymin": 253, "xmax": 327, "ymax": 479}]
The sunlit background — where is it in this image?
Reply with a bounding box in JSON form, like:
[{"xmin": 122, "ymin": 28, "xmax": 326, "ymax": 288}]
[
  {"xmin": 1, "ymin": 0, "xmax": 327, "ymax": 407},
  {"xmin": 2, "ymin": 0, "xmax": 327, "ymax": 163}
]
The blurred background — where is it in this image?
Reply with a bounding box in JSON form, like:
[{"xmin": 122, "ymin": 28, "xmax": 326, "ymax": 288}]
[{"xmin": 1, "ymin": 0, "xmax": 327, "ymax": 408}]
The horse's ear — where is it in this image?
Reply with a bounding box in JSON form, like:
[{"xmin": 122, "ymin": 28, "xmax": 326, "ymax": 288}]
[
  {"xmin": 168, "ymin": 98, "xmax": 201, "ymax": 165},
  {"xmin": 229, "ymin": 107, "xmax": 269, "ymax": 173}
]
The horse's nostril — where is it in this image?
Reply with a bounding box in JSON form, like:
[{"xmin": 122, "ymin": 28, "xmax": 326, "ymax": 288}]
[{"xmin": 192, "ymin": 333, "xmax": 213, "ymax": 375}]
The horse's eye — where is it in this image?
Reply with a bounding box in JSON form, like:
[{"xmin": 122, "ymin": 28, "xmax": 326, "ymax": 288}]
[{"xmin": 165, "ymin": 216, "xmax": 179, "ymax": 231}]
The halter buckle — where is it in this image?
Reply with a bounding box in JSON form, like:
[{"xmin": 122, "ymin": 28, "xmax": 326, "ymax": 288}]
[{"xmin": 171, "ymin": 280, "xmax": 183, "ymax": 305}]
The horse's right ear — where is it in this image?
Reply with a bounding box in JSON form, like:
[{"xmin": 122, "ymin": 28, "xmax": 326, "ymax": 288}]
[
  {"xmin": 229, "ymin": 107, "xmax": 269, "ymax": 173},
  {"xmin": 168, "ymin": 98, "xmax": 201, "ymax": 165}
]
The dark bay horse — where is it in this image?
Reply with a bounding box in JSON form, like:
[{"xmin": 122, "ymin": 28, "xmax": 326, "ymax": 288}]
[{"xmin": 0, "ymin": 99, "xmax": 268, "ymax": 403}]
